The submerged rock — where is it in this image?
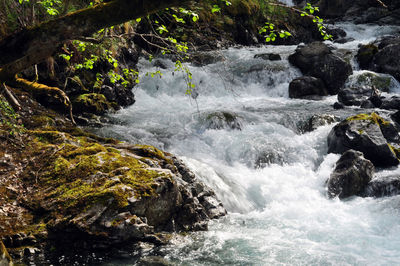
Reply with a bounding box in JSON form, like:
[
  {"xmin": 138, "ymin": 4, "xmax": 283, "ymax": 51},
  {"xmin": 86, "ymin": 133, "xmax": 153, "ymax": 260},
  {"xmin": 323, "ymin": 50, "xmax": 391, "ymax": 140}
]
[
  {"xmin": 299, "ymin": 114, "xmax": 339, "ymax": 133},
  {"xmin": 327, "ymin": 113, "xmax": 399, "ymax": 167},
  {"xmin": 337, "ymin": 87, "xmax": 375, "ymax": 106},
  {"xmin": 327, "ymin": 150, "xmax": 374, "ymax": 199},
  {"xmin": 254, "ymin": 53, "xmax": 282, "ymax": 61},
  {"xmin": 203, "ymin": 111, "xmax": 242, "ymax": 130},
  {"xmin": 289, "ymin": 76, "xmax": 328, "ymax": 99},
  {"xmin": 289, "ymin": 42, "xmax": 353, "ymax": 94},
  {"xmin": 364, "ymin": 175, "xmax": 400, "ymax": 197}
]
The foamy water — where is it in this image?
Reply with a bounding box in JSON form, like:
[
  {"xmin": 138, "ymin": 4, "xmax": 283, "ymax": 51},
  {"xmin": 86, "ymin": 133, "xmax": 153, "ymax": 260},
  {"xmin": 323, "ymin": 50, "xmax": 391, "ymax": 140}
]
[{"xmin": 94, "ymin": 24, "xmax": 400, "ymax": 265}]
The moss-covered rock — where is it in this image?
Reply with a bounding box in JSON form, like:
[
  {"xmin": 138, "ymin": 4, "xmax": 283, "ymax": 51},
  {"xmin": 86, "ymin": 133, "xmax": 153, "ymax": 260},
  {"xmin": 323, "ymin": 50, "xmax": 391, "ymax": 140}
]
[
  {"xmin": 72, "ymin": 93, "xmax": 112, "ymax": 115},
  {"xmin": 328, "ymin": 113, "xmax": 399, "ymax": 167}
]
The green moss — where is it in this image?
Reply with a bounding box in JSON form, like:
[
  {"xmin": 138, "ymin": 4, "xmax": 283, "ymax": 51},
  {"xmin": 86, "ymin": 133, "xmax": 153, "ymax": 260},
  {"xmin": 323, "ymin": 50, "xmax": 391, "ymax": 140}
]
[
  {"xmin": 133, "ymin": 144, "xmax": 174, "ymax": 165},
  {"xmin": 72, "ymin": 93, "xmax": 112, "ymax": 115},
  {"xmin": 31, "ymin": 130, "xmax": 67, "ymax": 144},
  {"xmin": 226, "ymin": 0, "xmax": 260, "ymax": 16},
  {"xmin": 388, "ymin": 144, "xmax": 400, "ymax": 159},
  {"xmin": 346, "ymin": 112, "xmax": 390, "ymax": 126}
]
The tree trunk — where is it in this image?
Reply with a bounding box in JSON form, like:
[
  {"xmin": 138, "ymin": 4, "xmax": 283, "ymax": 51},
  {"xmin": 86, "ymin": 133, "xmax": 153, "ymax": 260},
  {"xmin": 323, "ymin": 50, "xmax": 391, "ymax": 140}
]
[{"xmin": 0, "ymin": 0, "xmax": 193, "ymax": 80}]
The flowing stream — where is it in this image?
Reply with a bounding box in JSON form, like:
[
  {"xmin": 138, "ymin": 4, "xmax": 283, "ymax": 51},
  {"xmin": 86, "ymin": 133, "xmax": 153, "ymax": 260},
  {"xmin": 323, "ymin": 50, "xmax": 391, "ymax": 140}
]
[{"xmin": 95, "ymin": 23, "xmax": 400, "ymax": 265}]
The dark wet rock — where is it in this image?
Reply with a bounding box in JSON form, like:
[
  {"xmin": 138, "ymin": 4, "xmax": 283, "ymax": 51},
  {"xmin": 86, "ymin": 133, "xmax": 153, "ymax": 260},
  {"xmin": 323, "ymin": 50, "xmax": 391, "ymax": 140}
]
[
  {"xmin": 254, "ymin": 53, "xmax": 282, "ymax": 61},
  {"xmin": 190, "ymin": 51, "xmax": 225, "ymax": 66},
  {"xmin": 338, "ymin": 87, "xmax": 374, "ymax": 106},
  {"xmin": 289, "ymin": 76, "xmax": 328, "ymax": 99},
  {"xmin": 327, "ymin": 150, "xmax": 374, "ymax": 199},
  {"xmin": 203, "ymin": 111, "xmax": 242, "ymax": 130},
  {"xmin": 118, "ymin": 46, "xmax": 139, "ymax": 69},
  {"xmin": 326, "ymin": 27, "xmax": 347, "ymax": 40},
  {"xmin": 289, "ymin": 42, "xmax": 353, "ymax": 94},
  {"xmin": 356, "ymin": 44, "xmax": 378, "ymax": 69},
  {"xmin": 333, "ymin": 102, "xmax": 345, "ymax": 109},
  {"xmin": 327, "ymin": 113, "xmax": 399, "ymax": 167},
  {"xmin": 300, "ymin": 114, "xmax": 340, "ymax": 133},
  {"xmin": 153, "ymin": 60, "xmax": 168, "ymax": 69},
  {"xmin": 360, "ymin": 99, "xmax": 376, "ymax": 109},
  {"xmin": 316, "ymin": 0, "xmax": 400, "ymax": 25},
  {"xmin": 381, "ymin": 96, "xmax": 400, "ymax": 110},
  {"xmin": 373, "ymin": 43, "xmax": 400, "ymax": 82},
  {"xmin": 364, "ymin": 175, "xmax": 400, "ymax": 197},
  {"xmin": 100, "ymin": 83, "xmax": 135, "ymax": 108}
]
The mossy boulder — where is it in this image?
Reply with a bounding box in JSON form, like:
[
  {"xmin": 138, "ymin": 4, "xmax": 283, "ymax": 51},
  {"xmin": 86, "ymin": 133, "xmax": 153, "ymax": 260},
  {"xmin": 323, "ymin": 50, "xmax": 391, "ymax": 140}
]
[
  {"xmin": 72, "ymin": 93, "xmax": 112, "ymax": 115},
  {"xmin": 327, "ymin": 113, "xmax": 400, "ymax": 167},
  {"xmin": 0, "ymin": 125, "xmax": 226, "ymax": 253}
]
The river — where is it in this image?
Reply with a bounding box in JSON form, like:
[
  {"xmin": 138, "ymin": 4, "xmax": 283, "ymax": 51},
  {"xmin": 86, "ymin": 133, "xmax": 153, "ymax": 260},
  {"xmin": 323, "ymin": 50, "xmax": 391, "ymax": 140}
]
[{"xmin": 94, "ymin": 23, "xmax": 400, "ymax": 265}]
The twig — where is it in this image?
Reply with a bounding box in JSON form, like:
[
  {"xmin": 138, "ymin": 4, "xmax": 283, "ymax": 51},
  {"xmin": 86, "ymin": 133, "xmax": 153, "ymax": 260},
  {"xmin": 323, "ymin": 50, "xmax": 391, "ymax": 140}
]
[{"xmin": 1, "ymin": 83, "xmax": 21, "ymax": 111}]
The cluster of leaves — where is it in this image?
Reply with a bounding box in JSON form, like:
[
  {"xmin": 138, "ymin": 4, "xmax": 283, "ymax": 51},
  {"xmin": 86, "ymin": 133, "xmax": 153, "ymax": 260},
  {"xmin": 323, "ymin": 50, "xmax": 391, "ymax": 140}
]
[
  {"xmin": 60, "ymin": 39, "xmax": 139, "ymax": 90},
  {"xmin": 211, "ymin": 0, "xmax": 232, "ymax": 13},
  {"xmin": 301, "ymin": 3, "xmax": 332, "ymax": 40},
  {"xmin": 259, "ymin": 22, "xmax": 291, "ymax": 42}
]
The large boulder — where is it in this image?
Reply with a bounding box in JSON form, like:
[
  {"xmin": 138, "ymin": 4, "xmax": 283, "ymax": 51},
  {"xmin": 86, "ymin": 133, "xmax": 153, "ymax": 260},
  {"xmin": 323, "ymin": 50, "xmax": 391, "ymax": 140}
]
[
  {"xmin": 327, "ymin": 150, "xmax": 374, "ymax": 199},
  {"xmin": 357, "ymin": 37, "xmax": 400, "ymax": 83},
  {"xmin": 289, "ymin": 76, "xmax": 328, "ymax": 99},
  {"xmin": 373, "ymin": 43, "xmax": 400, "ymax": 82},
  {"xmin": 289, "ymin": 42, "xmax": 353, "ymax": 94},
  {"xmin": 327, "ymin": 113, "xmax": 400, "ymax": 167}
]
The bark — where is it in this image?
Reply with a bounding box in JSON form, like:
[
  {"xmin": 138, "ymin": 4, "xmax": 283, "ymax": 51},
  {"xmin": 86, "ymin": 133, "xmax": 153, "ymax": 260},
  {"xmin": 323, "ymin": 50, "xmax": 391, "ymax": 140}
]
[{"xmin": 0, "ymin": 0, "xmax": 193, "ymax": 80}]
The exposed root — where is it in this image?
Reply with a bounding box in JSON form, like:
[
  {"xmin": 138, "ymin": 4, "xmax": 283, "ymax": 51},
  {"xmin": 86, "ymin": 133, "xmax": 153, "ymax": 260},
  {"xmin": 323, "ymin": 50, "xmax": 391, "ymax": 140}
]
[{"xmin": 9, "ymin": 76, "xmax": 76, "ymax": 125}]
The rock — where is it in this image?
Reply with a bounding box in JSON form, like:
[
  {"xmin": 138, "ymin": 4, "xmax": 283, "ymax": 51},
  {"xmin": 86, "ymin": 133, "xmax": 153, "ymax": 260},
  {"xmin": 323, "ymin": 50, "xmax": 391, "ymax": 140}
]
[
  {"xmin": 190, "ymin": 51, "xmax": 225, "ymax": 66},
  {"xmin": 100, "ymin": 83, "xmax": 135, "ymax": 107},
  {"xmin": 364, "ymin": 175, "xmax": 400, "ymax": 197},
  {"xmin": 327, "ymin": 150, "xmax": 374, "ymax": 199},
  {"xmin": 0, "ymin": 240, "xmax": 12, "ymax": 266},
  {"xmin": 333, "ymin": 102, "xmax": 345, "ymax": 109},
  {"xmin": 203, "ymin": 111, "xmax": 242, "ymax": 130},
  {"xmin": 289, "ymin": 76, "xmax": 328, "ymax": 99},
  {"xmin": 337, "ymin": 87, "xmax": 374, "ymax": 106},
  {"xmin": 72, "ymin": 93, "xmax": 112, "ymax": 115},
  {"xmin": 300, "ymin": 114, "xmax": 340, "ymax": 133},
  {"xmin": 327, "ymin": 113, "xmax": 399, "ymax": 167},
  {"xmin": 254, "ymin": 53, "xmax": 282, "ymax": 61},
  {"xmin": 381, "ymin": 96, "xmax": 400, "ymax": 110},
  {"xmin": 289, "ymin": 42, "xmax": 353, "ymax": 94},
  {"xmin": 14, "ymin": 132, "xmax": 226, "ymax": 250},
  {"xmin": 357, "ymin": 44, "xmax": 378, "ymax": 69},
  {"xmin": 255, "ymin": 150, "xmax": 285, "ymax": 168},
  {"xmin": 345, "ymin": 71, "xmax": 396, "ymax": 93},
  {"xmin": 373, "ymin": 44, "xmax": 400, "ymax": 82}
]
